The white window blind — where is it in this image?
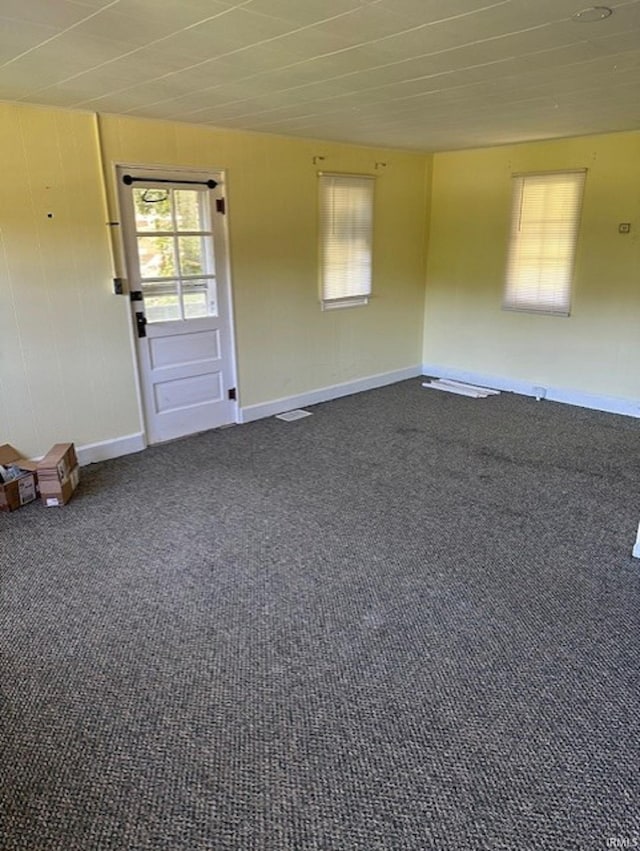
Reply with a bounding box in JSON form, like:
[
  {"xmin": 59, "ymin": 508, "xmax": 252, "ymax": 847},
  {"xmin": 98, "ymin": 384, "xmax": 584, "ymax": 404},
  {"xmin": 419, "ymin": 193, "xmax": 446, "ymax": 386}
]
[
  {"xmin": 319, "ymin": 173, "xmax": 374, "ymax": 309},
  {"xmin": 504, "ymin": 170, "xmax": 586, "ymax": 315}
]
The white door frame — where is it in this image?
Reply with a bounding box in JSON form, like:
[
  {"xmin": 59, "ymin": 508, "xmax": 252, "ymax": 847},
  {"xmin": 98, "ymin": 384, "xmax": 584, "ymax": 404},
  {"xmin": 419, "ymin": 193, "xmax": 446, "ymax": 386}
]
[{"xmin": 114, "ymin": 161, "xmax": 240, "ymax": 443}]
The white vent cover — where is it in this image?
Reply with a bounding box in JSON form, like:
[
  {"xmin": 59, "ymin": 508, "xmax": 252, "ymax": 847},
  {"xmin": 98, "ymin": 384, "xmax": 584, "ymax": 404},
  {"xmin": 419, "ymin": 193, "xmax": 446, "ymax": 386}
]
[{"xmin": 275, "ymin": 409, "xmax": 312, "ymax": 422}]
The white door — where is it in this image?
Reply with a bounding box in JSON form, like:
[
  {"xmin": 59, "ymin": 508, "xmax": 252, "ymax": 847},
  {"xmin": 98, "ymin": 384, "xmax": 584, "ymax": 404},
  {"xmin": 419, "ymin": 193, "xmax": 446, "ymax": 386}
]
[{"xmin": 117, "ymin": 166, "xmax": 237, "ymax": 444}]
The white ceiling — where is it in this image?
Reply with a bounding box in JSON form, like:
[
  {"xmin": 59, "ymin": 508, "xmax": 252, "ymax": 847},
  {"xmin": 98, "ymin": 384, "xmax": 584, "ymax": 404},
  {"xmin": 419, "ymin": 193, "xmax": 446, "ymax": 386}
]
[{"xmin": 1, "ymin": 0, "xmax": 639, "ymax": 151}]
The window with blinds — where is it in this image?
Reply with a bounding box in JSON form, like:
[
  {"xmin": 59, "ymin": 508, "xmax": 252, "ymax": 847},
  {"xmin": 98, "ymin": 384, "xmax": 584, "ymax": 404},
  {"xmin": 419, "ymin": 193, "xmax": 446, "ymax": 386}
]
[
  {"xmin": 318, "ymin": 173, "xmax": 374, "ymax": 309},
  {"xmin": 503, "ymin": 170, "xmax": 586, "ymax": 315}
]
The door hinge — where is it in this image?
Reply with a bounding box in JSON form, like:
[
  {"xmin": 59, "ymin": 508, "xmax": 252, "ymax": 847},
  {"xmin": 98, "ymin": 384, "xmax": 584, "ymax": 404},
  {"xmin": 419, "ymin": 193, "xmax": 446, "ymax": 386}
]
[
  {"xmin": 216, "ymin": 197, "xmax": 226, "ymax": 215},
  {"xmin": 228, "ymin": 387, "xmax": 237, "ymax": 401}
]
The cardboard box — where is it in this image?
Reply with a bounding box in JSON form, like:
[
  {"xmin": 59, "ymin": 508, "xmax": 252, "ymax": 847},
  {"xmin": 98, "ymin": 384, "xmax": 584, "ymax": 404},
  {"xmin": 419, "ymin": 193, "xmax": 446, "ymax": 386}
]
[
  {"xmin": 37, "ymin": 443, "xmax": 79, "ymax": 507},
  {"xmin": 0, "ymin": 444, "xmax": 38, "ymax": 512}
]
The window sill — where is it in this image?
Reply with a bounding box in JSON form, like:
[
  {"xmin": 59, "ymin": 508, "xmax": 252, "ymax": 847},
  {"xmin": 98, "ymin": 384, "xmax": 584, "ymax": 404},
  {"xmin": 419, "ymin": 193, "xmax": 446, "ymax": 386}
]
[
  {"xmin": 502, "ymin": 304, "xmax": 570, "ymax": 317},
  {"xmin": 321, "ymin": 296, "xmax": 369, "ymax": 311}
]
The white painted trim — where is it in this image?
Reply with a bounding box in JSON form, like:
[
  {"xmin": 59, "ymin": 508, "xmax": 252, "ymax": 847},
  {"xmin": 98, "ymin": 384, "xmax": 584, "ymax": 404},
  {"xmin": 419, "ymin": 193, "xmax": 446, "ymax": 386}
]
[
  {"xmin": 421, "ymin": 364, "xmax": 640, "ymax": 419},
  {"xmin": 422, "ymin": 381, "xmax": 489, "ymax": 399},
  {"xmin": 239, "ymin": 365, "xmax": 421, "ymax": 423},
  {"xmin": 633, "ymin": 522, "xmax": 640, "ymax": 559},
  {"xmin": 76, "ymin": 432, "xmax": 146, "ymax": 466},
  {"xmin": 437, "ymin": 379, "xmax": 500, "ymax": 396},
  {"xmin": 109, "ymin": 161, "xmax": 155, "ymax": 441},
  {"xmin": 631, "ymin": 526, "xmax": 640, "ymax": 558}
]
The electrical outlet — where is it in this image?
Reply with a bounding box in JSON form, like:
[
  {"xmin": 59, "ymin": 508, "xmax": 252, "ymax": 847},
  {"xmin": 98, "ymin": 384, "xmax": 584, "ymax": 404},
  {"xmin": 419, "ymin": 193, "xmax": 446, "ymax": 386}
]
[{"xmin": 618, "ymin": 223, "xmax": 631, "ymax": 234}]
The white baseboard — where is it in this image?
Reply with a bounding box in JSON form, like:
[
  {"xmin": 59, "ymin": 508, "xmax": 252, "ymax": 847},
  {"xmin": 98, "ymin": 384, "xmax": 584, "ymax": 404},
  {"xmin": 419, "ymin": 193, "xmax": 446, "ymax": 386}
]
[
  {"xmin": 76, "ymin": 432, "xmax": 146, "ymax": 466},
  {"xmin": 421, "ymin": 364, "xmax": 640, "ymax": 419},
  {"xmin": 73, "ymin": 363, "xmax": 637, "ymax": 465},
  {"xmin": 73, "ymin": 368, "xmax": 420, "ymax": 463},
  {"xmin": 239, "ymin": 365, "xmax": 422, "ymax": 423}
]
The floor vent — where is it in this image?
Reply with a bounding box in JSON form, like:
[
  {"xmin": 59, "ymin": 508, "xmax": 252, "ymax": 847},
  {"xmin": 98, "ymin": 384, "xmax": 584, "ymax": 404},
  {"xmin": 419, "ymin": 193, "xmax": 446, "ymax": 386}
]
[{"xmin": 275, "ymin": 409, "xmax": 312, "ymax": 422}]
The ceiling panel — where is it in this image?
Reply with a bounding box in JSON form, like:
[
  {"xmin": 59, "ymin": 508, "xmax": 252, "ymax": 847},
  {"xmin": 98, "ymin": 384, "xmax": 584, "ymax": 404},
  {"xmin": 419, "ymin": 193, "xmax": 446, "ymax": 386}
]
[
  {"xmin": 66, "ymin": 0, "xmax": 120, "ymax": 6},
  {"xmin": 0, "ymin": 19, "xmax": 60, "ymax": 64},
  {"xmin": 0, "ymin": 0, "xmax": 639, "ymax": 151},
  {"xmin": 0, "ymin": 0, "xmax": 112, "ymax": 29},
  {"xmin": 238, "ymin": 0, "xmax": 367, "ymax": 27}
]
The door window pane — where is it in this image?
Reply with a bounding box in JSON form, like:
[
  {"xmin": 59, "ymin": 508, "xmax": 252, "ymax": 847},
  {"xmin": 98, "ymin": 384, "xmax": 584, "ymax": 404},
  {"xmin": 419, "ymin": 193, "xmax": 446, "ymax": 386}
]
[
  {"xmin": 178, "ymin": 236, "xmax": 206, "ymax": 276},
  {"xmin": 183, "ymin": 278, "xmax": 217, "ymax": 319},
  {"xmin": 174, "ymin": 190, "xmax": 202, "ymax": 231},
  {"xmin": 206, "ymin": 279, "xmax": 218, "ymax": 317},
  {"xmin": 133, "ymin": 189, "xmax": 172, "ymax": 231},
  {"xmin": 137, "ymin": 236, "xmax": 176, "ymax": 278},
  {"xmin": 142, "ymin": 281, "xmax": 181, "ymax": 322},
  {"xmin": 183, "ymin": 281, "xmax": 208, "ymax": 320}
]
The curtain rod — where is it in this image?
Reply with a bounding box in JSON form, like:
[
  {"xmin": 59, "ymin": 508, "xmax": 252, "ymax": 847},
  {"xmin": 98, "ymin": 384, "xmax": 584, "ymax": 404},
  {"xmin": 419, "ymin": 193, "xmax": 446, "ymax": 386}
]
[{"xmin": 121, "ymin": 174, "xmax": 218, "ymax": 188}]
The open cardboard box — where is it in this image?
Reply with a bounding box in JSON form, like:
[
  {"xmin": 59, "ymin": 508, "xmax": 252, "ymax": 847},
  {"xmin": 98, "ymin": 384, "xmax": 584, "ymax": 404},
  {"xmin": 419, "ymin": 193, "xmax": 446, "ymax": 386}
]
[
  {"xmin": 37, "ymin": 443, "xmax": 79, "ymax": 507},
  {"xmin": 0, "ymin": 444, "xmax": 38, "ymax": 512}
]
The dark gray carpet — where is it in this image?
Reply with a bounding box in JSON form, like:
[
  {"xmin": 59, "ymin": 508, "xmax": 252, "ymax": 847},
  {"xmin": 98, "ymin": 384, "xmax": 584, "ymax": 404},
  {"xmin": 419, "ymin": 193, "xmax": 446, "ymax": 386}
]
[{"xmin": 2, "ymin": 379, "xmax": 640, "ymax": 850}]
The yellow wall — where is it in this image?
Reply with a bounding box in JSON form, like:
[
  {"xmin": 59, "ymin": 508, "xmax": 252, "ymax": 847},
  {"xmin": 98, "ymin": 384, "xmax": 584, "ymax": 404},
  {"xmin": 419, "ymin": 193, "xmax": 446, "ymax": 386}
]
[
  {"xmin": 99, "ymin": 114, "xmax": 430, "ymax": 407},
  {"xmin": 0, "ymin": 103, "xmax": 140, "ymax": 458},
  {"xmin": 423, "ymin": 132, "xmax": 640, "ymax": 402},
  {"xmin": 5, "ymin": 97, "xmax": 637, "ymax": 462},
  {"xmin": 1, "ymin": 103, "xmax": 429, "ymax": 458}
]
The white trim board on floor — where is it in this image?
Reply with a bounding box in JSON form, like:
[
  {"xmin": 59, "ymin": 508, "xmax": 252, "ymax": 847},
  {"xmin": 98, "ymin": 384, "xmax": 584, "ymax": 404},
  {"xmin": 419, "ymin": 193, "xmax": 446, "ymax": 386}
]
[
  {"xmin": 422, "ymin": 379, "xmax": 501, "ymax": 398},
  {"xmin": 239, "ymin": 365, "xmax": 422, "ymax": 423},
  {"xmin": 437, "ymin": 379, "xmax": 500, "ymax": 396},
  {"xmin": 633, "ymin": 523, "xmax": 640, "ymax": 559},
  {"xmin": 422, "ymin": 381, "xmax": 488, "ymax": 398},
  {"xmin": 422, "ymin": 364, "xmax": 640, "ymax": 419}
]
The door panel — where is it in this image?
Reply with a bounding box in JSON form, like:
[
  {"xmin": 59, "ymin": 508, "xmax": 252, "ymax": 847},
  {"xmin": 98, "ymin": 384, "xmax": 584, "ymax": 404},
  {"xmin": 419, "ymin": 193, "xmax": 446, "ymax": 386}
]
[
  {"xmin": 154, "ymin": 372, "xmax": 224, "ymax": 413},
  {"xmin": 117, "ymin": 167, "xmax": 237, "ymax": 444},
  {"xmin": 148, "ymin": 329, "xmax": 220, "ymax": 370}
]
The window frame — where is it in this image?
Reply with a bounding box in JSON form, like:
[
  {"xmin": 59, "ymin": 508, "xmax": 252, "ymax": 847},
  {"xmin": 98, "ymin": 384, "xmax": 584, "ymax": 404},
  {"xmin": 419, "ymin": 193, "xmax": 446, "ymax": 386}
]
[
  {"xmin": 130, "ymin": 183, "xmax": 218, "ymax": 324},
  {"xmin": 318, "ymin": 172, "xmax": 375, "ymax": 311},
  {"xmin": 503, "ymin": 169, "xmax": 586, "ymax": 317}
]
